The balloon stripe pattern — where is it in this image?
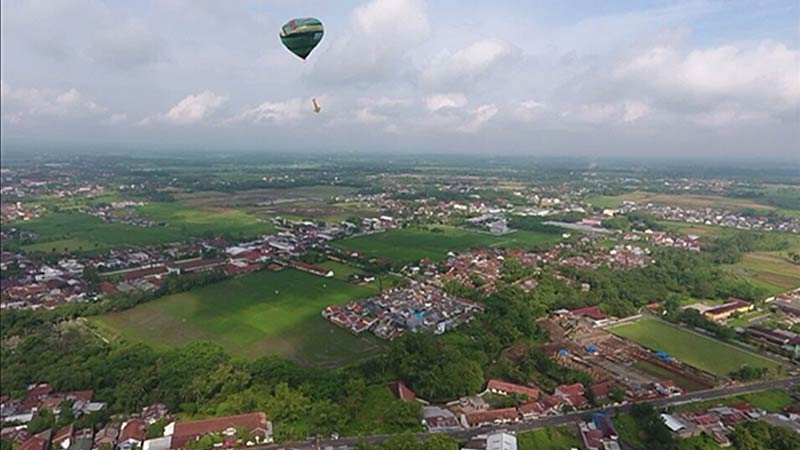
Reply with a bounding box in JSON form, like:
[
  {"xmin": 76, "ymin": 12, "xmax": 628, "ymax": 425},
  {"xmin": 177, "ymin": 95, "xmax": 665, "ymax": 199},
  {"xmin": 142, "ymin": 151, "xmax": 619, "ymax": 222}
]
[{"xmin": 279, "ymin": 18, "xmax": 324, "ymax": 60}]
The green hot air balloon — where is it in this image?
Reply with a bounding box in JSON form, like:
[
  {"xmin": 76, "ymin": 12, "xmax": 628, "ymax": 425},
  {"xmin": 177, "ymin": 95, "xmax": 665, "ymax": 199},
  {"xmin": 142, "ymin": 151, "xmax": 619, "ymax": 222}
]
[{"xmin": 279, "ymin": 17, "xmax": 324, "ymax": 60}]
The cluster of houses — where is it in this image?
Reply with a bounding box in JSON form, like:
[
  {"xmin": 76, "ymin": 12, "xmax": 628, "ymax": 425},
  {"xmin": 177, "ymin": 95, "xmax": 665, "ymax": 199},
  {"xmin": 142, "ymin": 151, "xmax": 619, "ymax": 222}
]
[
  {"xmin": 1, "ymin": 215, "xmax": 366, "ymax": 310},
  {"xmin": 618, "ymin": 202, "xmax": 800, "ymax": 234},
  {"xmin": 1, "ymin": 254, "xmax": 92, "ymax": 310},
  {"xmin": 622, "ymin": 230, "xmax": 702, "ymax": 252},
  {"xmin": 659, "ymin": 403, "xmax": 800, "ymax": 447},
  {"xmin": 578, "ymin": 412, "xmax": 620, "ymax": 450},
  {"xmin": 0, "ymin": 202, "xmax": 45, "ymax": 222},
  {"xmin": 322, "ymin": 283, "xmax": 484, "ymax": 339},
  {"xmin": 1, "ymin": 384, "xmax": 106, "ymax": 425},
  {"xmin": 81, "ymin": 202, "xmax": 163, "ymax": 228},
  {"xmin": 559, "ymin": 244, "xmax": 651, "ymax": 271},
  {"xmin": 416, "ymin": 379, "xmax": 612, "ymax": 431},
  {"xmin": 1, "ymin": 385, "xmax": 273, "ymax": 450}
]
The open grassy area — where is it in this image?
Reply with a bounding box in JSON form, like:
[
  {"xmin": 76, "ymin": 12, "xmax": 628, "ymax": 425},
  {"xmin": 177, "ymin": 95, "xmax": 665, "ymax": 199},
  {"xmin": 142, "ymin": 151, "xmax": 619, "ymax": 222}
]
[
  {"xmin": 517, "ymin": 426, "xmax": 582, "ymax": 450},
  {"xmin": 333, "ymin": 225, "xmax": 560, "ymax": 262},
  {"xmin": 613, "ymin": 413, "xmax": 645, "ymax": 450},
  {"xmin": 17, "ymin": 212, "xmax": 186, "ymax": 253},
  {"xmin": 587, "ymin": 191, "xmax": 778, "ymax": 213},
  {"xmin": 725, "ymin": 251, "xmax": 800, "ymax": 296},
  {"xmin": 610, "ymin": 318, "xmax": 781, "ymax": 377},
  {"xmin": 91, "ymin": 269, "xmax": 384, "ymax": 367},
  {"xmin": 14, "ymin": 201, "xmax": 274, "ymax": 254},
  {"xmin": 137, "ymin": 202, "xmax": 274, "ymax": 238},
  {"xmin": 672, "ymin": 388, "xmax": 795, "ymax": 413}
]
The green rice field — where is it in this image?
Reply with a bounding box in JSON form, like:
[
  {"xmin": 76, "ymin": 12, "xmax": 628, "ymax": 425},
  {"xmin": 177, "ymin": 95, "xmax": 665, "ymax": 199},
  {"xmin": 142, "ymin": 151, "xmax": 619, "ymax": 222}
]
[{"xmin": 333, "ymin": 225, "xmax": 561, "ymax": 262}]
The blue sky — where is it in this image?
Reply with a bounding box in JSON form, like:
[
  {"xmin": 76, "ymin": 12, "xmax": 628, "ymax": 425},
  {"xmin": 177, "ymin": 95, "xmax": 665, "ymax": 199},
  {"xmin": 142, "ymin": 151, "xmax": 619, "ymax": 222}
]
[{"xmin": 1, "ymin": 0, "xmax": 798, "ymax": 159}]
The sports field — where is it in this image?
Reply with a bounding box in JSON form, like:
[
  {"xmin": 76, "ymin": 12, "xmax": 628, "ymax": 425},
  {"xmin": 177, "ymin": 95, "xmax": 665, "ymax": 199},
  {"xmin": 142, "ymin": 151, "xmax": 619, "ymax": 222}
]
[
  {"xmin": 91, "ymin": 269, "xmax": 384, "ymax": 367},
  {"xmin": 610, "ymin": 318, "xmax": 781, "ymax": 376},
  {"xmin": 333, "ymin": 225, "xmax": 560, "ymax": 262}
]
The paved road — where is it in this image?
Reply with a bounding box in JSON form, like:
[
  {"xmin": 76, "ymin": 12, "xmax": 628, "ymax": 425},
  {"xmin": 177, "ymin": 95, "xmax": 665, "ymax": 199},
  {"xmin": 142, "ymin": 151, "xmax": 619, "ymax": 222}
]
[{"xmin": 265, "ymin": 377, "xmax": 800, "ymax": 450}]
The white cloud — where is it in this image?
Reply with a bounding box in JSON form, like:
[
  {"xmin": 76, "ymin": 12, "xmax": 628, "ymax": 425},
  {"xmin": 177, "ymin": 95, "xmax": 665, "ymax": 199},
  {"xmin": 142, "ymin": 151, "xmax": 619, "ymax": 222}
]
[
  {"xmin": 144, "ymin": 91, "xmax": 227, "ymax": 125},
  {"xmin": 512, "ymin": 100, "xmax": 547, "ymax": 122},
  {"xmin": 422, "ymin": 38, "xmax": 516, "ymax": 86},
  {"xmin": 426, "ymin": 93, "xmax": 467, "ymax": 112},
  {"xmin": 0, "ymin": 80, "xmax": 105, "ymax": 122},
  {"xmin": 312, "ymin": 0, "xmax": 430, "ymax": 82},
  {"xmin": 231, "ymin": 98, "xmax": 309, "ymax": 124},
  {"xmin": 458, "ymin": 104, "xmax": 498, "ymax": 132},
  {"xmin": 615, "ymin": 41, "xmax": 800, "ymax": 125}
]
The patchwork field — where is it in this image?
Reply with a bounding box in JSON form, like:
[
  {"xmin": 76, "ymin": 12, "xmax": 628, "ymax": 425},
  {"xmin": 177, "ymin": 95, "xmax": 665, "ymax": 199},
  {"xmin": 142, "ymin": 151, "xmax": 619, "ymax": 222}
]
[
  {"xmin": 725, "ymin": 251, "xmax": 800, "ymax": 295},
  {"xmin": 15, "ymin": 201, "xmax": 274, "ymax": 253},
  {"xmin": 176, "ymin": 185, "xmax": 357, "ymax": 208},
  {"xmin": 610, "ymin": 318, "xmax": 781, "ymax": 377},
  {"xmin": 17, "ymin": 212, "xmax": 187, "ymax": 253},
  {"xmin": 333, "ymin": 225, "xmax": 561, "ymax": 262},
  {"xmin": 91, "ymin": 269, "xmax": 384, "ymax": 367}
]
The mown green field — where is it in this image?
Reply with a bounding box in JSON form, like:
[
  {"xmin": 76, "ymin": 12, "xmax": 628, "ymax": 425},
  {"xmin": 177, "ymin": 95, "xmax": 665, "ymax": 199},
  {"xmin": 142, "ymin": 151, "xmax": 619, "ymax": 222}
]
[
  {"xmin": 333, "ymin": 225, "xmax": 560, "ymax": 262},
  {"xmin": 517, "ymin": 426, "xmax": 582, "ymax": 450},
  {"xmin": 610, "ymin": 318, "xmax": 781, "ymax": 376},
  {"xmin": 673, "ymin": 388, "xmax": 795, "ymax": 413},
  {"xmin": 91, "ymin": 269, "xmax": 384, "ymax": 367},
  {"xmin": 586, "ymin": 191, "xmax": 778, "ymax": 213},
  {"xmin": 137, "ymin": 202, "xmax": 274, "ymax": 237}
]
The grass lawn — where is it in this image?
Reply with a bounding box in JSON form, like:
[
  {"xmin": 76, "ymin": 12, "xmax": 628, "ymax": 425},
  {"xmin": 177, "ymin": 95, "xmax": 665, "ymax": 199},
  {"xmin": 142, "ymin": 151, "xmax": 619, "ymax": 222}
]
[
  {"xmin": 586, "ymin": 191, "xmax": 777, "ymax": 213},
  {"xmin": 333, "ymin": 225, "xmax": 560, "ymax": 262},
  {"xmin": 517, "ymin": 426, "xmax": 582, "ymax": 450},
  {"xmin": 318, "ymin": 260, "xmax": 367, "ymax": 281},
  {"xmin": 91, "ymin": 269, "xmax": 385, "ymax": 368},
  {"xmin": 614, "ymin": 413, "xmax": 645, "ymax": 450},
  {"xmin": 678, "ymin": 434, "xmax": 725, "ymax": 450},
  {"xmin": 137, "ymin": 202, "xmax": 274, "ymax": 238},
  {"xmin": 673, "ymin": 388, "xmax": 795, "ymax": 413},
  {"xmin": 610, "ymin": 318, "xmax": 781, "ymax": 376}
]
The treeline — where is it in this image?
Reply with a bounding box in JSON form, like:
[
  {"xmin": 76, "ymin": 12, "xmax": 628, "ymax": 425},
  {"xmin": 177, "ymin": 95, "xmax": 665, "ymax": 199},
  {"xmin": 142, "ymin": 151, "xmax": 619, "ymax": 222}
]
[
  {"xmin": 0, "ymin": 331, "xmax": 420, "ymax": 442},
  {"xmin": 601, "ymin": 211, "xmax": 663, "ymax": 231},
  {"xmin": 706, "ymin": 231, "xmax": 791, "ymax": 264}
]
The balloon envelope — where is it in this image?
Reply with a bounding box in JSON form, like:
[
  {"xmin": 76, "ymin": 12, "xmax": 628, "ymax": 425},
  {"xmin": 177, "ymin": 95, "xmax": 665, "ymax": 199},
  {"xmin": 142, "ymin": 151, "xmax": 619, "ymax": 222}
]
[{"xmin": 279, "ymin": 18, "xmax": 324, "ymax": 60}]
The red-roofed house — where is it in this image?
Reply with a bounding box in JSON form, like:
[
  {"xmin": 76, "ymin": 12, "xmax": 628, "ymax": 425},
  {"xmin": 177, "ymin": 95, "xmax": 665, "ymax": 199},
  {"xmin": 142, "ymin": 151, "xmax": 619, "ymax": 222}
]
[
  {"xmin": 119, "ymin": 420, "xmax": 146, "ymax": 450},
  {"xmin": 569, "ymin": 306, "xmax": 609, "ymax": 324},
  {"xmin": 462, "ymin": 408, "xmax": 519, "ymax": 428},
  {"xmin": 518, "ymin": 401, "xmax": 545, "ymax": 420},
  {"xmin": 52, "ymin": 425, "xmax": 73, "ymax": 450},
  {"xmin": 166, "ymin": 412, "xmax": 272, "ymax": 449},
  {"xmin": 388, "ymin": 382, "xmax": 417, "ymax": 401},
  {"xmin": 486, "ymin": 379, "xmax": 540, "ymax": 400},
  {"xmin": 590, "ymin": 382, "xmax": 610, "ymax": 399},
  {"xmin": 555, "ymin": 383, "xmax": 585, "ymax": 398},
  {"xmin": 19, "ymin": 435, "xmax": 48, "ymax": 450}
]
